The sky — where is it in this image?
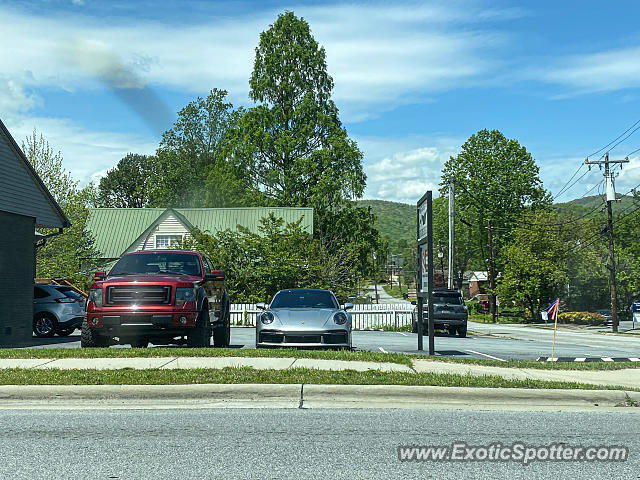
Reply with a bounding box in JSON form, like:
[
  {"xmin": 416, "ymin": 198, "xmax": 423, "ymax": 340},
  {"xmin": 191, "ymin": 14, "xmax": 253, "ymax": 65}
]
[{"xmin": 2, "ymin": 0, "xmax": 640, "ymax": 205}]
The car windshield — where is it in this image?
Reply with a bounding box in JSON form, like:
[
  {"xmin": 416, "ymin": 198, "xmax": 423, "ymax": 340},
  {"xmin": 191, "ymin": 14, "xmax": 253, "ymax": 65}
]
[
  {"xmin": 110, "ymin": 253, "xmax": 202, "ymax": 276},
  {"xmin": 432, "ymin": 295, "xmax": 463, "ymax": 305},
  {"xmin": 270, "ymin": 290, "xmax": 338, "ymax": 309}
]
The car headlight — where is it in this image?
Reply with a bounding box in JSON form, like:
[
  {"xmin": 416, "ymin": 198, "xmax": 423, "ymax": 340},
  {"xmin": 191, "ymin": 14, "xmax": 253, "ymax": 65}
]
[
  {"xmin": 175, "ymin": 288, "xmax": 196, "ymax": 307},
  {"xmin": 88, "ymin": 288, "xmax": 103, "ymax": 308},
  {"xmin": 261, "ymin": 312, "xmax": 275, "ymax": 324},
  {"xmin": 334, "ymin": 312, "xmax": 348, "ymax": 325}
]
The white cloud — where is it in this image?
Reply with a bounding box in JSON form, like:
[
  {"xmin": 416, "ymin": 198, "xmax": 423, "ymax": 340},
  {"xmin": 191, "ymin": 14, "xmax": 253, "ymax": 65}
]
[
  {"xmin": 359, "ymin": 136, "xmax": 462, "ymax": 204},
  {"xmin": 541, "ymin": 46, "xmax": 640, "ymax": 95},
  {"xmin": 3, "ymin": 115, "xmax": 158, "ymax": 185},
  {"xmin": 0, "ymin": 2, "xmax": 512, "ymax": 120}
]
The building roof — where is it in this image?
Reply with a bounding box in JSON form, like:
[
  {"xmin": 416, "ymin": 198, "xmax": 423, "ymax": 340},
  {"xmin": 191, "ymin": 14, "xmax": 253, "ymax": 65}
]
[
  {"xmin": 469, "ymin": 271, "xmax": 488, "ymax": 282},
  {"xmin": 0, "ymin": 118, "xmax": 70, "ymax": 228},
  {"xmin": 86, "ymin": 207, "xmax": 314, "ymax": 259}
]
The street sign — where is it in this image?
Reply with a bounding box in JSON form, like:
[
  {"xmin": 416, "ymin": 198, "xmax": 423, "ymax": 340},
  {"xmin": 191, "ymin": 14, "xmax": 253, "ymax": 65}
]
[
  {"xmin": 419, "ymin": 244, "xmax": 429, "ymax": 295},
  {"xmin": 418, "ymin": 200, "xmax": 428, "ymax": 242},
  {"xmin": 416, "ymin": 191, "xmax": 434, "ymax": 355}
]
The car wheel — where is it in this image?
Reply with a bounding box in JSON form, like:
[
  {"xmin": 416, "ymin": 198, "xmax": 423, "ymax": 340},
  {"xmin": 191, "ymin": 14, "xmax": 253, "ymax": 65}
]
[
  {"xmin": 187, "ymin": 309, "xmax": 211, "ymax": 348},
  {"xmin": 457, "ymin": 325, "xmax": 467, "ymax": 338},
  {"xmin": 57, "ymin": 328, "xmax": 75, "ymax": 337},
  {"xmin": 448, "ymin": 327, "xmax": 457, "ymax": 336},
  {"xmin": 33, "ymin": 313, "xmax": 57, "ymax": 338},
  {"xmin": 80, "ymin": 321, "xmax": 109, "ymax": 347},
  {"xmin": 131, "ymin": 339, "xmax": 148, "ymax": 348}
]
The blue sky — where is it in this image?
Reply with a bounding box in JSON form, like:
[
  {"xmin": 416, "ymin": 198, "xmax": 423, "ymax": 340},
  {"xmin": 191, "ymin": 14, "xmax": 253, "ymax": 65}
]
[{"xmin": 2, "ymin": 0, "xmax": 640, "ymax": 204}]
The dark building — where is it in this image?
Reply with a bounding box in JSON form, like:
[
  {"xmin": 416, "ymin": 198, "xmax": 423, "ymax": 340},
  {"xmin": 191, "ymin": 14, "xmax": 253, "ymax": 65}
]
[{"xmin": 0, "ymin": 119, "xmax": 70, "ymax": 346}]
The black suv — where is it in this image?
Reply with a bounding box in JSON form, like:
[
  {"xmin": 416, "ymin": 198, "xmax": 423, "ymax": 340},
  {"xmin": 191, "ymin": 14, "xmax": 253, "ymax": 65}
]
[{"xmin": 411, "ymin": 289, "xmax": 468, "ymax": 337}]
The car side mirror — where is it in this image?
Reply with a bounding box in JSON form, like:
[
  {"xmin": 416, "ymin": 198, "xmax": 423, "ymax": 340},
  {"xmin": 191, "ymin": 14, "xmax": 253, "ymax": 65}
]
[
  {"xmin": 410, "ymin": 301, "xmax": 417, "ymax": 305},
  {"xmin": 343, "ymin": 303, "xmax": 354, "ymax": 311},
  {"xmin": 256, "ymin": 302, "xmax": 267, "ymax": 310},
  {"xmin": 93, "ymin": 271, "xmax": 106, "ymax": 281},
  {"xmin": 204, "ymin": 270, "xmax": 225, "ymax": 281}
]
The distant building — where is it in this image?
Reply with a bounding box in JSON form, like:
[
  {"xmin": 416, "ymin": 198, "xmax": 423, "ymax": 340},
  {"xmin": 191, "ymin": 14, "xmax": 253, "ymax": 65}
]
[
  {"xmin": 85, "ymin": 207, "xmax": 314, "ymax": 264},
  {"xmin": 468, "ymin": 271, "xmax": 488, "ymax": 297},
  {"xmin": 0, "ymin": 118, "xmax": 70, "ymax": 345}
]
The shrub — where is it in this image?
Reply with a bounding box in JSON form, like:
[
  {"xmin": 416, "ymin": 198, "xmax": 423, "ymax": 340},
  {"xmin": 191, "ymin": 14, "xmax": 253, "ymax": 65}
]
[{"xmin": 557, "ymin": 312, "xmax": 607, "ymax": 326}]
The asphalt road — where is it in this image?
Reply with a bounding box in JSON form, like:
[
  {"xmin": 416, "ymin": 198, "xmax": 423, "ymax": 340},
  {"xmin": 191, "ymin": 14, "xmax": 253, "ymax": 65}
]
[
  {"xmin": 0, "ymin": 408, "xmax": 636, "ymax": 479},
  {"xmin": 25, "ymin": 325, "xmax": 640, "ymax": 361}
]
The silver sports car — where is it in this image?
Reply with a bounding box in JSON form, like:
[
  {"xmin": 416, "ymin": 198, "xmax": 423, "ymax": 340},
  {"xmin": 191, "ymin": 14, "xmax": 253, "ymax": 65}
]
[{"xmin": 255, "ymin": 288, "xmax": 353, "ymax": 349}]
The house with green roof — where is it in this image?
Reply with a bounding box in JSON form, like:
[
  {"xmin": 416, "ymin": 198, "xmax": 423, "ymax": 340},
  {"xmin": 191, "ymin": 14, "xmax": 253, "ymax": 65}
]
[{"xmin": 85, "ymin": 207, "xmax": 314, "ymax": 263}]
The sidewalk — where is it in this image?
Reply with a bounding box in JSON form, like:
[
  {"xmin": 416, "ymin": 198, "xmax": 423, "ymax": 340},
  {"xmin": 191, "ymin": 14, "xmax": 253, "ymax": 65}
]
[{"xmin": 1, "ymin": 356, "xmax": 638, "ymax": 390}]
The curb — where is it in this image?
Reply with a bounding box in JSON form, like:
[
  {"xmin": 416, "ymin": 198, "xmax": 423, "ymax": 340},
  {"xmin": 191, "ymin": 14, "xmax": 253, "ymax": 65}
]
[{"xmin": 0, "ymin": 384, "xmax": 637, "ymax": 411}]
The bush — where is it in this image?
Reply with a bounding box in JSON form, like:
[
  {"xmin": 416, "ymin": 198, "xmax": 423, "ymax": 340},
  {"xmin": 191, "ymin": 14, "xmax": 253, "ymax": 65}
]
[{"xmin": 557, "ymin": 312, "xmax": 607, "ymax": 326}]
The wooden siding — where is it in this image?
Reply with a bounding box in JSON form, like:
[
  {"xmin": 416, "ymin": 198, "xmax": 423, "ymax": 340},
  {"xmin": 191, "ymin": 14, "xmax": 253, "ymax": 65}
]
[{"xmin": 0, "ymin": 126, "xmax": 67, "ymax": 228}]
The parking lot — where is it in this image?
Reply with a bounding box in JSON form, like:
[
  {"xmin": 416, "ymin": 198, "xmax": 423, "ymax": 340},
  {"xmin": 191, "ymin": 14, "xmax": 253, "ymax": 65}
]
[{"xmin": 22, "ymin": 323, "xmax": 640, "ymax": 361}]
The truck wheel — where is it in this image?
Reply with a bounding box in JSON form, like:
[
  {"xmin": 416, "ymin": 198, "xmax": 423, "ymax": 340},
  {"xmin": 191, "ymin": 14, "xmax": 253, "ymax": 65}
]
[
  {"xmin": 80, "ymin": 321, "xmax": 109, "ymax": 348},
  {"xmin": 448, "ymin": 327, "xmax": 457, "ymax": 336},
  {"xmin": 187, "ymin": 310, "xmax": 211, "ymax": 348},
  {"xmin": 457, "ymin": 325, "xmax": 467, "ymax": 338},
  {"xmin": 213, "ymin": 323, "xmax": 230, "ymax": 348},
  {"xmin": 33, "ymin": 313, "xmax": 57, "ymax": 338}
]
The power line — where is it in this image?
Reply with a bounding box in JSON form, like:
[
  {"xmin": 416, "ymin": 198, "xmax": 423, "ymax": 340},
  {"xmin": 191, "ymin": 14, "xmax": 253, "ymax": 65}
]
[{"xmin": 586, "ymin": 118, "xmax": 640, "ymax": 158}]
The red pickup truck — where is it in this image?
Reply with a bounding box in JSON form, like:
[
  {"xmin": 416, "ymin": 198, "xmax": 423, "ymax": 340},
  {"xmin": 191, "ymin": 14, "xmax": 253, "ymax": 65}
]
[{"xmin": 82, "ymin": 250, "xmax": 230, "ymax": 348}]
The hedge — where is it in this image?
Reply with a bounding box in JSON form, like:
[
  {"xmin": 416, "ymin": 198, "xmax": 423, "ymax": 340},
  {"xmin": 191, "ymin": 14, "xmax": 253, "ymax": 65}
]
[{"xmin": 557, "ymin": 311, "xmax": 607, "ymax": 326}]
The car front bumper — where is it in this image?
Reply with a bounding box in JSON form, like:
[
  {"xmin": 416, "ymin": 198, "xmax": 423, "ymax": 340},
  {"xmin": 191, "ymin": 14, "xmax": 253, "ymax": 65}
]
[{"xmin": 257, "ymin": 329, "xmax": 351, "ymax": 348}]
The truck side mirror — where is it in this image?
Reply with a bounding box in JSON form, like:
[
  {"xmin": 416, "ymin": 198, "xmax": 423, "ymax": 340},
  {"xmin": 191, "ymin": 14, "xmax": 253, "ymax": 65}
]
[{"xmin": 93, "ymin": 271, "xmax": 106, "ymax": 281}]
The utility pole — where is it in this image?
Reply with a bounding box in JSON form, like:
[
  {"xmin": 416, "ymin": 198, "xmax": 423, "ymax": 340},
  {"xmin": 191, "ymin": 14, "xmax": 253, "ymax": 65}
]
[
  {"xmin": 448, "ymin": 179, "xmax": 455, "ymax": 289},
  {"xmin": 372, "ymin": 252, "xmax": 379, "ymax": 304},
  {"xmin": 487, "ymin": 219, "xmax": 497, "ymax": 323},
  {"xmin": 585, "ymin": 153, "xmax": 629, "ymax": 332}
]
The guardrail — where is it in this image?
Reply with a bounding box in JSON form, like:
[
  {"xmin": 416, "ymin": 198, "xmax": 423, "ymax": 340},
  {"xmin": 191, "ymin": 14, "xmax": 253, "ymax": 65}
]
[{"xmin": 230, "ymin": 303, "xmax": 414, "ymax": 330}]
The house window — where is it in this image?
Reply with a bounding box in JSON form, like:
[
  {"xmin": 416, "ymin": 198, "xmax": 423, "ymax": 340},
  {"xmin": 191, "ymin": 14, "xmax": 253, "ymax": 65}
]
[{"xmin": 155, "ymin": 234, "xmax": 183, "ymax": 249}]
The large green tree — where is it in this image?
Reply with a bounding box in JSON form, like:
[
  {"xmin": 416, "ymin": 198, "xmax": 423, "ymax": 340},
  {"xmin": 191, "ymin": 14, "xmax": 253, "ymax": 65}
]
[
  {"xmin": 97, "ymin": 153, "xmax": 157, "ymax": 207},
  {"xmin": 238, "ymin": 11, "xmax": 366, "ymax": 215},
  {"xmin": 152, "ymin": 89, "xmax": 257, "ymax": 207},
  {"xmin": 23, "ymin": 131, "xmax": 99, "ymax": 287}
]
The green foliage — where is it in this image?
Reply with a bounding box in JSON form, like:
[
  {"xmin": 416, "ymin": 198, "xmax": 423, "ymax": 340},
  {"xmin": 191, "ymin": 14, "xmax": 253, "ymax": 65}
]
[
  {"xmin": 356, "ymin": 200, "xmax": 415, "ymax": 242},
  {"xmin": 97, "ymin": 153, "xmax": 157, "ymax": 207},
  {"xmin": 186, "ymin": 214, "xmax": 359, "ymax": 303},
  {"xmin": 23, "ymin": 131, "xmax": 100, "ymax": 289},
  {"xmin": 496, "ymin": 210, "xmax": 568, "ymax": 319},
  {"xmin": 557, "ymin": 312, "xmax": 607, "ymax": 326},
  {"xmin": 152, "ymin": 89, "xmax": 258, "ymax": 207}
]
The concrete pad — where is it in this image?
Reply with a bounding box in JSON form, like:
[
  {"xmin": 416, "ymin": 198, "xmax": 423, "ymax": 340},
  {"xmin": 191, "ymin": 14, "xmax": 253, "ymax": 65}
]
[
  {"xmin": 290, "ymin": 358, "xmax": 413, "ymax": 372},
  {"xmin": 0, "ymin": 359, "xmax": 55, "ymax": 369},
  {"xmin": 38, "ymin": 357, "xmax": 176, "ymax": 370},
  {"xmin": 522, "ymin": 368, "xmax": 640, "ymax": 390},
  {"xmin": 162, "ymin": 356, "xmax": 296, "ymax": 370}
]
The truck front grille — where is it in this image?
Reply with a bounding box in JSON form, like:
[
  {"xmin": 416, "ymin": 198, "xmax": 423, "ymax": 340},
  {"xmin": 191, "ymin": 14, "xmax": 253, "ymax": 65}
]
[{"xmin": 106, "ymin": 286, "xmax": 171, "ymax": 305}]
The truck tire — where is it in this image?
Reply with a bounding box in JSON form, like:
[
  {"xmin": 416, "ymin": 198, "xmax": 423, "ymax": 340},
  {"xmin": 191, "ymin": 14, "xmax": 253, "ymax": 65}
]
[
  {"xmin": 213, "ymin": 322, "xmax": 230, "ymax": 348},
  {"xmin": 80, "ymin": 321, "xmax": 109, "ymax": 348},
  {"xmin": 187, "ymin": 309, "xmax": 211, "ymax": 348},
  {"xmin": 457, "ymin": 325, "xmax": 467, "ymax": 338}
]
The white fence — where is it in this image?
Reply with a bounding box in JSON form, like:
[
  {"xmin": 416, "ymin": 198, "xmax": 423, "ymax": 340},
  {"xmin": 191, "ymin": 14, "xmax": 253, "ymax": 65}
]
[{"xmin": 230, "ymin": 303, "xmax": 414, "ymax": 330}]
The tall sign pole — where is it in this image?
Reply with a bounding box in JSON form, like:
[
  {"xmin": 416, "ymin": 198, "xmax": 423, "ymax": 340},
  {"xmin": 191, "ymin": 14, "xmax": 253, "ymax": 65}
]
[
  {"xmin": 448, "ymin": 180, "xmax": 455, "ymax": 289},
  {"xmin": 417, "ymin": 191, "xmax": 435, "ymax": 355}
]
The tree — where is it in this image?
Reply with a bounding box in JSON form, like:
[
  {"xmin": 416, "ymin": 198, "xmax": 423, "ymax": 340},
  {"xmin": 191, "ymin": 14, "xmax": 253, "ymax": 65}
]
[
  {"xmin": 496, "ymin": 210, "xmax": 568, "ymax": 320},
  {"xmin": 97, "ymin": 153, "xmax": 157, "ymax": 208},
  {"xmin": 152, "ymin": 89, "xmax": 256, "ymax": 207},
  {"xmin": 238, "ymin": 11, "xmax": 366, "ymax": 214},
  {"xmin": 23, "ymin": 131, "xmax": 100, "ymax": 287}
]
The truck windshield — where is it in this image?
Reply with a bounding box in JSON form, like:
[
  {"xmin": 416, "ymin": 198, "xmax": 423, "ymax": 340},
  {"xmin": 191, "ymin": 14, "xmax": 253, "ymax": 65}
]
[
  {"xmin": 110, "ymin": 253, "xmax": 202, "ymax": 276},
  {"xmin": 270, "ymin": 290, "xmax": 338, "ymax": 309}
]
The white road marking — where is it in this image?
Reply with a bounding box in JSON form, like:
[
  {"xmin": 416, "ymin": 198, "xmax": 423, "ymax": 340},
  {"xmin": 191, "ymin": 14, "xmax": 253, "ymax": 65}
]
[
  {"xmin": 629, "ymin": 357, "xmax": 640, "ymax": 362},
  {"xmin": 465, "ymin": 349, "xmax": 506, "ymax": 362},
  {"xmin": 602, "ymin": 357, "xmax": 614, "ymax": 362},
  {"xmin": 574, "ymin": 358, "xmax": 586, "ymax": 362},
  {"xmin": 378, "ymin": 347, "xmax": 388, "ymax": 354},
  {"xmin": 396, "ymin": 332, "xmax": 408, "ymax": 337}
]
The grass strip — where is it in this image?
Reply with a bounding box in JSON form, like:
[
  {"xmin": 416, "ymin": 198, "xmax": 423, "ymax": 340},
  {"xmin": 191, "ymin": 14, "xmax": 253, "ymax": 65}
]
[
  {"xmin": 0, "ymin": 367, "xmax": 630, "ymax": 390},
  {"xmin": 411, "ymin": 355, "xmax": 640, "ymax": 370},
  {"xmin": 0, "ymin": 347, "xmax": 412, "ymax": 366}
]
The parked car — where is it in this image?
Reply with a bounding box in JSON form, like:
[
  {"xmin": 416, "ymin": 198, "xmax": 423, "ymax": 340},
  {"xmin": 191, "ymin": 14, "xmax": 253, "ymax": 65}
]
[
  {"xmin": 33, "ymin": 284, "xmax": 86, "ymax": 337},
  {"xmin": 595, "ymin": 309, "xmax": 613, "ymax": 326},
  {"xmin": 411, "ymin": 288, "xmax": 468, "ymax": 337},
  {"xmin": 83, "ymin": 250, "xmax": 230, "ymax": 348},
  {"xmin": 256, "ymin": 288, "xmax": 353, "ymax": 349}
]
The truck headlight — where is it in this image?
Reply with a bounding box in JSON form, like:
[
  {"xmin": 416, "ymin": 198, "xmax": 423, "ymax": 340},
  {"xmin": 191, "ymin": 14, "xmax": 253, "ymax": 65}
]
[
  {"xmin": 88, "ymin": 288, "xmax": 103, "ymax": 308},
  {"xmin": 175, "ymin": 288, "xmax": 196, "ymax": 307},
  {"xmin": 334, "ymin": 312, "xmax": 348, "ymax": 325},
  {"xmin": 261, "ymin": 312, "xmax": 274, "ymax": 324}
]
